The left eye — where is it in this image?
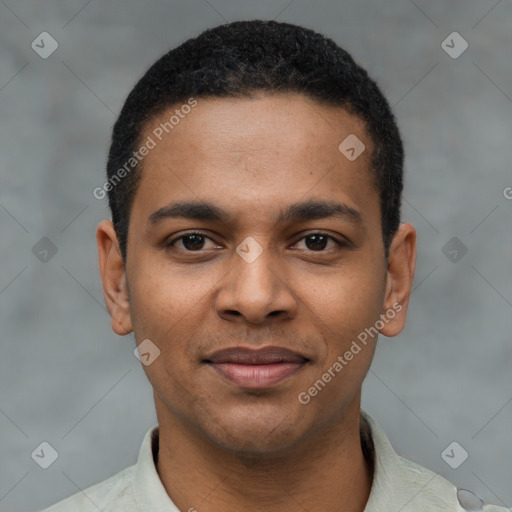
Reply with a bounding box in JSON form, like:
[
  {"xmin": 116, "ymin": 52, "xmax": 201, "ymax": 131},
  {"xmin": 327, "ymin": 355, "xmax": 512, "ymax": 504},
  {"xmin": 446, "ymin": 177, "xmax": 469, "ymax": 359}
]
[{"xmin": 293, "ymin": 234, "xmax": 342, "ymax": 251}]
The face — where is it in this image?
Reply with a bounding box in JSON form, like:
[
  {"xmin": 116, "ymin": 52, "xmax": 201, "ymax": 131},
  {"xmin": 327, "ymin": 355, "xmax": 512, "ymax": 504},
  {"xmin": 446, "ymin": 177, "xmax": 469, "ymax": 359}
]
[{"xmin": 97, "ymin": 92, "xmax": 416, "ymax": 456}]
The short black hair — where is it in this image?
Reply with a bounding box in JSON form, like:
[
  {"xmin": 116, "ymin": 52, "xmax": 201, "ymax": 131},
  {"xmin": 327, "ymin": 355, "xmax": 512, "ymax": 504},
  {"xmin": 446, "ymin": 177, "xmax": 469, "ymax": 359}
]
[{"xmin": 106, "ymin": 20, "xmax": 403, "ymax": 261}]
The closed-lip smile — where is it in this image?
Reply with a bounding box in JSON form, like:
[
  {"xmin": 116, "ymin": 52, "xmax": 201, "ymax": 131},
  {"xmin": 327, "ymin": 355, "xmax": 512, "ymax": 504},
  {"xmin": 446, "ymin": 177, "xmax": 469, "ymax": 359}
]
[{"xmin": 204, "ymin": 346, "xmax": 310, "ymax": 389}]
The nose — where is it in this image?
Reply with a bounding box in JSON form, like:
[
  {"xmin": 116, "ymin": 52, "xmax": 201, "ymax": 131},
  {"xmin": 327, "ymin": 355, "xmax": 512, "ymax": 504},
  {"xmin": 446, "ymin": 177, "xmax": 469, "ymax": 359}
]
[{"xmin": 214, "ymin": 240, "xmax": 297, "ymax": 325}]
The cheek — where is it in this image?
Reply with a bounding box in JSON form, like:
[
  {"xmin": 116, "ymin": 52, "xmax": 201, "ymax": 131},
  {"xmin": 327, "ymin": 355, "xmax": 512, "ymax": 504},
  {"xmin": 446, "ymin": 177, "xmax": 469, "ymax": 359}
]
[
  {"xmin": 128, "ymin": 261, "xmax": 210, "ymax": 338},
  {"xmin": 127, "ymin": 263, "xmax": 221, "ymax": 394},
  {"xmin": 300, "ymin": 272, "xmax": 382, "ymax": 408},
  {"xmin": 301, "ymin": 264, "xmax": 386, "ymax": 388},
  {"xmin": 128, "ymin": 270, "xmax": 202, "ymax": 399},
  {"xmin": 311, "ymin": 263, "xmax": 386, "ymax": 325}
]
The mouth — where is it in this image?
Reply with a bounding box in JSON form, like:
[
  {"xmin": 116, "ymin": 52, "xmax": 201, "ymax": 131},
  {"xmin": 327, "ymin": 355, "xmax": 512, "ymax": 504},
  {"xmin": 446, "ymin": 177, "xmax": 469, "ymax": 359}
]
[{"xmin": 204, "ymin": 346, "xmax": 310, "ymax": 389}]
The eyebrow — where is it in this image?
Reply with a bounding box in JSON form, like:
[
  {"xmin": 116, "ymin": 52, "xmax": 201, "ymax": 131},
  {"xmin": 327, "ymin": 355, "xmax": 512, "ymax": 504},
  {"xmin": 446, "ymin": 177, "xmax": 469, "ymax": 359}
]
[{"xmin": 147, "ymin": 199, "xmax": 362, "ymax": 227}]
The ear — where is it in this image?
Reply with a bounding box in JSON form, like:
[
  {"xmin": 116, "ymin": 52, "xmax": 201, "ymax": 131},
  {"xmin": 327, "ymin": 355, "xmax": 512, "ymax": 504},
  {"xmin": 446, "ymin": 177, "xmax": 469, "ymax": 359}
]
[
  {"xmin": 96, "ymin": 220, "xmax": 133, "ymax": 336},
  {"xmin": 379, "ymin": 223, "xmax": 416, "ymax": 337}
]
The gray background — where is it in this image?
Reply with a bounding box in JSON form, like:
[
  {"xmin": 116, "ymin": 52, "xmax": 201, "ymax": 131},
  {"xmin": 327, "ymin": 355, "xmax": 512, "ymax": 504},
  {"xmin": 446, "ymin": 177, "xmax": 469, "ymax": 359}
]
[{"xmin": 1, "ymin": 1, "xmax": 511, "ymax": 511}]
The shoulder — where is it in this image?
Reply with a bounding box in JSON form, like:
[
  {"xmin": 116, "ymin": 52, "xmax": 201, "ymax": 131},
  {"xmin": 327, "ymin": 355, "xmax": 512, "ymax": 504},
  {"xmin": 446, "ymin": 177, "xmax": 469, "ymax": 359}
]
[
  {"xmin": 361, "ymin": 410, "xmax": 510, "ymax": 512},
  {"xmin": 40, "ymin": 465, "xmax": 136, "ymax": 512},
  {"xmin": 396, "ymin": 454, "xmax": 509, "ymax": 511}
]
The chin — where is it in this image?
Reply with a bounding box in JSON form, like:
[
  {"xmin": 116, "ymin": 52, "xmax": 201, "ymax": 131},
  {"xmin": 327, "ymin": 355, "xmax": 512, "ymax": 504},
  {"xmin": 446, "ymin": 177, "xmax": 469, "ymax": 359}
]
[{"xmin": 201, "ymin": 410, "xmax": 308, "ymax": 458}]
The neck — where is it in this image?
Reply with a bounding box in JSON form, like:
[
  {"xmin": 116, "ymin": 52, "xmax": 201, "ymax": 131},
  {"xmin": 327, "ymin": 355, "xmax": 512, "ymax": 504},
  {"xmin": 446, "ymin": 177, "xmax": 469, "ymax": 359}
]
[{"xmin": 155, "ymin": 398, "xmax": 373, "ymax": 512}]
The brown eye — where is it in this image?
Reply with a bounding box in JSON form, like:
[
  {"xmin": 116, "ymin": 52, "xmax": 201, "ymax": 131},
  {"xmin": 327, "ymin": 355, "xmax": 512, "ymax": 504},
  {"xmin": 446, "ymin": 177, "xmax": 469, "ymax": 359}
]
[
  {"xmin": 167, "ymin": 232, "xmax": 217, "ymax": 252},
  {"xmin": 294, "ymin": 233, "xmax": 344, "ymax": 252},
  {"xmin": 180, "ymin": 234, "xmax": 205, "ymax": 250},
  {"xmin": 304, "ymin": 235, "xmax": 329, "ymax": 251}
]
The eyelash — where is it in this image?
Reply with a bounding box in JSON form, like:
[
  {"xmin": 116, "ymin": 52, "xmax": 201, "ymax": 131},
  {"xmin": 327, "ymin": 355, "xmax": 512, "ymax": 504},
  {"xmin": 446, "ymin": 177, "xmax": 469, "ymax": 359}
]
[{"xmin": 165, "ymin": 231, "xmax": 347, "ymax": 252}]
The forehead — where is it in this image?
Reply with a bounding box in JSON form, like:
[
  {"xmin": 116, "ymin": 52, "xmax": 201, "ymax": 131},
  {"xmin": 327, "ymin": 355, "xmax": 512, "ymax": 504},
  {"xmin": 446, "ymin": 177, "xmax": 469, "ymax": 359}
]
[
  {"xmin": 142, "ymin": 92, "xmax": 371, "ymax": 161},
  {"xmin": 132, "ymin": 93, "xmax": 378, "ymax": 229}
]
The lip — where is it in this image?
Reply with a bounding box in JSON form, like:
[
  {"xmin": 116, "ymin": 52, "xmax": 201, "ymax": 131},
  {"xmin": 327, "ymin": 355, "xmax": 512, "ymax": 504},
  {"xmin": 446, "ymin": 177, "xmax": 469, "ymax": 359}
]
[{"xmin": 204, "ymin": 346, "xmax": 310, "ymax": 389}]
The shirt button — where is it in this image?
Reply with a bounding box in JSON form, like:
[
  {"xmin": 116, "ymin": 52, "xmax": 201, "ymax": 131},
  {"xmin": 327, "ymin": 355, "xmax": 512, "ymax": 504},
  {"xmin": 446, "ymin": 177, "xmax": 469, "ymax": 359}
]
[{"xmin": 457, "ymin": 488, "xmax": 485, "ymax": 511}]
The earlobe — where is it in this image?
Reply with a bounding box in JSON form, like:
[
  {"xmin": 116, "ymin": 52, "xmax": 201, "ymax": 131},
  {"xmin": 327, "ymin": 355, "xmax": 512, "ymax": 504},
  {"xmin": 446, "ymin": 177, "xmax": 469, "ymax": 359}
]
[
  {"xmin": 96, "ymin": 220, "xmax": 133, "ymax": 336},
  {"xmin": 379, "ymin": 223, "xmax": 417, "ymax": 338}
]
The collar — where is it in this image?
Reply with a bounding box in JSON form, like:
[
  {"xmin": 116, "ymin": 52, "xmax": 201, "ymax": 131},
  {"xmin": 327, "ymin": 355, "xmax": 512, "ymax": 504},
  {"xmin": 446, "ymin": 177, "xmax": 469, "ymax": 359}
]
[{"xmin": 131, "ymin": 409, "xmax": 462, "ymax": 511}]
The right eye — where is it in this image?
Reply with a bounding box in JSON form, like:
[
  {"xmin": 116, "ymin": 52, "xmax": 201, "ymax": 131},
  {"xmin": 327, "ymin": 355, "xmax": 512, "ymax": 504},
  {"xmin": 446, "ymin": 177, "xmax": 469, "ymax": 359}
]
[{"xmin": 166, "ymin": 232, "xmax": 220, "ymax": 252}]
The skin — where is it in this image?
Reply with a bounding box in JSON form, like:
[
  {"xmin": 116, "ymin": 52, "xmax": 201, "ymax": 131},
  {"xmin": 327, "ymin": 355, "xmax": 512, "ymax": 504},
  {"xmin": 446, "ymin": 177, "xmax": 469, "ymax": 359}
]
[{"xmin": 97, "ymin": 92, "xmax": 416, "ymax": 512}]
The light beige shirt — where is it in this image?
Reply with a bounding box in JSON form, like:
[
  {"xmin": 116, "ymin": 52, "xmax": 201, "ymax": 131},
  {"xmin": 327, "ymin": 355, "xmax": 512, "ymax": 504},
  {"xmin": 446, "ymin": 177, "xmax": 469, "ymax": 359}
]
[{"xmin": 42, "ymin": 410, "xmax": 509, "ymax": 511}]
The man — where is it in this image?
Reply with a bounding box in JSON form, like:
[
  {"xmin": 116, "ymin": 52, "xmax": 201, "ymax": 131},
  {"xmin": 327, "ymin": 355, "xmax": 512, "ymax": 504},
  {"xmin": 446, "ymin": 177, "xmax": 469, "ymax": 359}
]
[{"xmin": 44, "ymin": 20, "xmax": 508, "ymax": 512}]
